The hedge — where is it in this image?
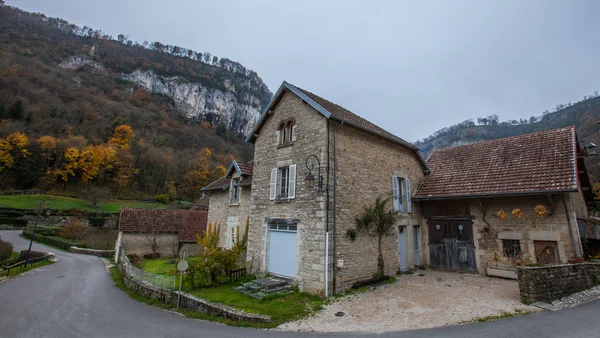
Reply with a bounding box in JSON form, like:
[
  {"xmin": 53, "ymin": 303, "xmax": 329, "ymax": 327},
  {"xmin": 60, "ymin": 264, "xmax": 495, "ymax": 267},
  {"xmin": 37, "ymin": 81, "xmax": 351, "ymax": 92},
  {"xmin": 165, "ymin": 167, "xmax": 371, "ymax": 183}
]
[{"xmin": 22, "ymin": 231, "xmax": 86, "ymax": 250}]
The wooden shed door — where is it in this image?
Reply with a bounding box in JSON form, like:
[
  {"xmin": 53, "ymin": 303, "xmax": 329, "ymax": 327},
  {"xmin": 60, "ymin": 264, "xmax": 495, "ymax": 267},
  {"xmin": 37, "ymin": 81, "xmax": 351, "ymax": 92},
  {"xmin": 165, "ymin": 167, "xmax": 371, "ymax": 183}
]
[
  {"xmin": 427, "ymin": 219, "xmax": 477, "ymax": 272},
  {"xmin": 534, "ymin": 241, "xmax": 559, "ymax": 265}
]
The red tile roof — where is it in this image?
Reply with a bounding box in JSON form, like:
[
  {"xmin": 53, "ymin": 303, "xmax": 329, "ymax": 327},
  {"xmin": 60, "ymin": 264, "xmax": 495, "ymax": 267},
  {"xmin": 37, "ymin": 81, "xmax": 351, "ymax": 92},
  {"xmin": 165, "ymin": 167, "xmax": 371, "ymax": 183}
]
[
  {"xmin": 201, "ymin": 176, "xmax": 230, "ymax": 191},
  {"xmin": 237, "ymin": 161, "xmax": 253, "ymax": 176},
  {"xmin": 202, "ymin": 160, "xmax": 253, "ymax": 191},
  {"xmin": 413, "ymin": 127, "xmax": 578, "ymax": 199},
  {"xmin": 118, "ymin": 208, "xmax": 207, "ymax": 243}
]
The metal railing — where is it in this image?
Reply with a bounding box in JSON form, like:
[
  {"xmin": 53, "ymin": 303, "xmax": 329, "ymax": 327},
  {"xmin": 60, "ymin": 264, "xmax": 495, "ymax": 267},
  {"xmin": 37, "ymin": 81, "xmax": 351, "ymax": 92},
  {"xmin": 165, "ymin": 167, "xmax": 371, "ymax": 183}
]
[
  {"xmin": 1, "ymin": 255, "xmax": 49, "ymax": 277},
  {"xmin": 118, "ymin": 247, "xmax": 176, "ymax": 290}
]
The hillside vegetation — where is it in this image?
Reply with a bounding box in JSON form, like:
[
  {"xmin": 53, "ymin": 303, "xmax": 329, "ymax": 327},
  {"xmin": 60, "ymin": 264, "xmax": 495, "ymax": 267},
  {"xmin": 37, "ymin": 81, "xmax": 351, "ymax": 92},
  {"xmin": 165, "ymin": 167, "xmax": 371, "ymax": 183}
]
[{"xmin": 0, "ymin": 4, "xmax": 271, "ymax": 200}]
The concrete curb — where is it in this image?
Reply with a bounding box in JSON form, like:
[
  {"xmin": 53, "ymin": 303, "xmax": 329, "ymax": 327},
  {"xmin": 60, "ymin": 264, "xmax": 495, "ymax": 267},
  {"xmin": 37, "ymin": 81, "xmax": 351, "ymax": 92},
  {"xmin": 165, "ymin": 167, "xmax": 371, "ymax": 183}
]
[{"xmin": 69, "ymin": 246, "xmax": 115, "ymax": 258}]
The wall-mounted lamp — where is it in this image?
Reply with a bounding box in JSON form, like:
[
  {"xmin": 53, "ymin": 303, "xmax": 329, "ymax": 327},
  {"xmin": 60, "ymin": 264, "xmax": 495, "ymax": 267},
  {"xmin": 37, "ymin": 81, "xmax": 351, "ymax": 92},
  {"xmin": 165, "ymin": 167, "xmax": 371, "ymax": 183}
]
[
  {"xmin": 304, "ymin": 154, "xmax": 324, "ymax": 192},
  {"xmin": 578, "ymin": 141, "xmax": 598, "ymax": 157}
]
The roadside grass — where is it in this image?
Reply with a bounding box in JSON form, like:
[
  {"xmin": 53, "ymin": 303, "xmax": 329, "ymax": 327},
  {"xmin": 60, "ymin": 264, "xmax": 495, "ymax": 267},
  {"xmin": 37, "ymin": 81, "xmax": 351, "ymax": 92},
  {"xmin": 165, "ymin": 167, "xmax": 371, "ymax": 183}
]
[
  {"xmin": 0, "ymin": 194, "xmax": 176, "ymax": 213},
  {"xmin": 460, "ymin": 309, "xmax": 536, "ymax": 324},
  {"xmin": 19, "ymin": 233, "xmax": 71, "ymax": 252},
  {"xmin": 2, "ymin": 258, "xmax": 54, "ymax": 278},
  {"xmin": 133, "ymin": 258, "xmax": 328, "ymax": 327}
]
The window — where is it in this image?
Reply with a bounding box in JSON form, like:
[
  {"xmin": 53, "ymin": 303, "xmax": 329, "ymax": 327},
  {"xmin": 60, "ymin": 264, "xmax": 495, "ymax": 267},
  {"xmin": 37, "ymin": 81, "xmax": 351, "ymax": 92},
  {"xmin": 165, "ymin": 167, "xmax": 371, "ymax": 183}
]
[
  {"xmin": 278, "ymin": 118, "xmax": 295, "ymax": 145},
  {"xmin": 270, "ymin": 165, "xmax": 296, "ymax": 200},
  {"xmin": 392, "ymin": 176, "xmax": 412, "ymax": 213},
  {"xmin": 226, "ymin": 220, "xmax": 239, "ymax": 249},
  {"xmin": 230, "ymin": 178, "xmax": 240, "ymax": 203},
  {"xmin": 502, "ymin": 239, "xmax": 522, "ymax": 260}
]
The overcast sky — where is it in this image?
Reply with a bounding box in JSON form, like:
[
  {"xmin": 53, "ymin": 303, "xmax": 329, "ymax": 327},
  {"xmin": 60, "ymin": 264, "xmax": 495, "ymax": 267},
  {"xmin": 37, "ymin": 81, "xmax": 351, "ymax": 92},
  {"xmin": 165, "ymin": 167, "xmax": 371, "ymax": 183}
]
[{"xmin": 8, "ymin": 0, "xmax": 600, "ymax": 142}]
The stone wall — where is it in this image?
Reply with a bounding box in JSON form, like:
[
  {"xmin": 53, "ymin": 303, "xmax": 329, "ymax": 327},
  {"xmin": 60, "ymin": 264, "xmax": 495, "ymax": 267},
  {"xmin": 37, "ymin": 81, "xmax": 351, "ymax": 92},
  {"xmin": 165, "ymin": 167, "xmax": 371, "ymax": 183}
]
[
  {"xmin": 121, "ymin": 272, "xmax": 268, "ymax": 322},
  {"xmin": 120, "ymin": 233, "xmax": 179, "ymax": 258},
  {"xmin": 469, "ymin": 194, "xmax": 581, "ymax": 273},
  {"xmin": 207, "ymin": 183, "xmax": 251, "ymax": 249},
  {"xmin": 69, "ymin": 246, "xmax": 115, "ymax": 258},
  {"xmin": 333, "ymin": 124, "xmax": 426, "ymax": 291},
  {"xmin": 247, "ymin": 90, "xmax": 329, "ymax": 295},
  {"xmin": 518, "ymin": 262, "xmax": 600, "ymax": 303}
]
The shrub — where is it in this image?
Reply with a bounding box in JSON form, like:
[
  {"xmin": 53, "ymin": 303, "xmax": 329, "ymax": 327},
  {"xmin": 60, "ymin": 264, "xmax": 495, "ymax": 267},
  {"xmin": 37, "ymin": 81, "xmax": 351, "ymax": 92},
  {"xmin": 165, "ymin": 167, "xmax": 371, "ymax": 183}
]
[
  {"xmin": 22, "ymin": 231, "xmax": 85, "ymax": 250},
  {"xmin": 143, "ymin": 252, "xmax": 160, "ymax": 259},
  {"xmin": 0, "ymin": 239, "xmax": 13, "ymax": 262},
  {"xmin": 60, "ymin": 218, "xmax": 86, "ymax": 240},
  {"xmin": 127, "ymin": 254, "xmax": 143, "ymax": 267},
  {"xmin": 155, "ymin": 194, "xmax": 169, "ymax": 204},
  {"xmin": 36, "ymin": 227, "xmax": 61, "ymax": 237}
]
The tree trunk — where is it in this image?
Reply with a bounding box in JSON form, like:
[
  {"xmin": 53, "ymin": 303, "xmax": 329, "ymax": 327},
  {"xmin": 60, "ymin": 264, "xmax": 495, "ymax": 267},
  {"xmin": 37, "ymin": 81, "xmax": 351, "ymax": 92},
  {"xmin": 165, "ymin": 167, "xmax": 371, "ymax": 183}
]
[{"xmin": 377, "ymin": 235, "xmax": 384, "ymax": 277}]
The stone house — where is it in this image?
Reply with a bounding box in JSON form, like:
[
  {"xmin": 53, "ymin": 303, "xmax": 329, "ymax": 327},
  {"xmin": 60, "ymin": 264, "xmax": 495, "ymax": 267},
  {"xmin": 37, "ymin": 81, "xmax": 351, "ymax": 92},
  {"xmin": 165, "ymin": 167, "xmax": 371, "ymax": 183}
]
[
  {"xmin": 245, "ymin": 81, "xmax": 429, "ymax": 296},
  {"xmin": 117, "ymin": 208, "xmax": 207, "ymax": 257},
  {"xmin": 201, "ymin": 160, "xmax": 253, "ymax": 249},
  {"xmin": 413, "ymin": 127, "xmax": 592, "ymax": 278}
]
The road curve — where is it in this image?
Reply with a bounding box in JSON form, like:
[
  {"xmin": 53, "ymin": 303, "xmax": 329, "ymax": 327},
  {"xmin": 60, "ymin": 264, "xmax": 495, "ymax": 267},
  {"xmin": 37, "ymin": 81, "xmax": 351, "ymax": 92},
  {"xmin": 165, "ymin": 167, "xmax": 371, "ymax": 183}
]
[{"xmin": 0, "ymin": 230, "xmax": 598, "ymax": 338}]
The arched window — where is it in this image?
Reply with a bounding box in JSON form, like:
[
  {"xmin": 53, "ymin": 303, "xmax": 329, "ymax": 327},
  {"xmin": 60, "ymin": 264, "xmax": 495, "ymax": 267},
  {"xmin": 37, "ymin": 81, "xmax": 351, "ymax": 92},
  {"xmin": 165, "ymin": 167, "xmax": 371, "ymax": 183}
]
[{"xmin": 277, "ymin": 118, "xmax": 296, "ymax": 145}]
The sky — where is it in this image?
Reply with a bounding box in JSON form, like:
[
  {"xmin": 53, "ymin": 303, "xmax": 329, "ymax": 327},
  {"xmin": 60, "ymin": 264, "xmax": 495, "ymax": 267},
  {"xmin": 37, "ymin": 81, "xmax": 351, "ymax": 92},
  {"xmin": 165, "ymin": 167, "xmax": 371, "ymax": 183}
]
[{"xmin": 7, "ymin": 0, "xmax": 600, "ymax": 142}]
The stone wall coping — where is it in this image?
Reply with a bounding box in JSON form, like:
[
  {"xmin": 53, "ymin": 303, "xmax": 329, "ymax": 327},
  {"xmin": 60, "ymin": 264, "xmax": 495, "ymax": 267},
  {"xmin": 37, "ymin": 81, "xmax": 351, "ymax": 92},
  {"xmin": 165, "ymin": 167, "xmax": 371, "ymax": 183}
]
[
  {"xmin": 518, "ymin": 261, "xmax": 600, "ymax": 271},
  {"xmin": 69, "ymin": 246, "xmax": 115, "ymax": 258}
]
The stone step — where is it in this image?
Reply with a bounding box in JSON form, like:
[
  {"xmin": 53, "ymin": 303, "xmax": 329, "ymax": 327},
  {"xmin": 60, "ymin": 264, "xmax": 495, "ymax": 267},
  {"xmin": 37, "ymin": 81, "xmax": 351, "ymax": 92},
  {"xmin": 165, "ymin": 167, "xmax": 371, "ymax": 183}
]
[
  {"xmin": 261, "ymin": 285, "xmax": 291, "ymax": 294},
  {"xmin": 253, "ymin": 277, "xmax": 288, "ymax": 290}
]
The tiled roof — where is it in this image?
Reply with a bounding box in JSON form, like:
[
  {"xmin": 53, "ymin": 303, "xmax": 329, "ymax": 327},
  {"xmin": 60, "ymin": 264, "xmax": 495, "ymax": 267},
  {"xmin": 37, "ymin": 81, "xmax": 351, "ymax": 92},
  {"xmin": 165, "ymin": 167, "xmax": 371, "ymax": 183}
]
[
  {"xmin": 118, "ymin": 208, "xmax": 207, "ymax": 243},
  {"xmin": 294, "ymin": 86, "xmax": 417, "ymax": 150},
  {"xmin": 189, "ymin": 195, "xmax": 209, "ymax": 210},
  {"xmin": 413, "ymin": 127, "xmax": 578, "ymax": 199},
  {"xmin": 237, "ymin": 161, "xmax": 253, "ymax": 176},
  {"xmin": 201, "ymin": 176, "xmax": 230, "ymax": 191}
]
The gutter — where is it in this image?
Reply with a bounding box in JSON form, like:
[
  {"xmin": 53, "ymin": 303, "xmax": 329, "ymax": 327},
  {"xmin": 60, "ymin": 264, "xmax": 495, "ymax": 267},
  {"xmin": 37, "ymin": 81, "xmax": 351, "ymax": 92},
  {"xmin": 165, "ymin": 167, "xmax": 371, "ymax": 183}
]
[{"xmin": 413, "ymin": 189, "xmax": 579, "ymax": 201}]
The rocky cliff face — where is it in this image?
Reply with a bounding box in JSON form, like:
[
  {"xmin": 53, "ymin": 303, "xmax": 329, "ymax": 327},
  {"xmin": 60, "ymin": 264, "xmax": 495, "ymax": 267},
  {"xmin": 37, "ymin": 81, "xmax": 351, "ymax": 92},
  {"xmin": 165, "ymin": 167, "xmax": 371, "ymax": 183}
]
[{"xmin": 122, "ymin": 70, "xmax": 261, "ymax": 135}]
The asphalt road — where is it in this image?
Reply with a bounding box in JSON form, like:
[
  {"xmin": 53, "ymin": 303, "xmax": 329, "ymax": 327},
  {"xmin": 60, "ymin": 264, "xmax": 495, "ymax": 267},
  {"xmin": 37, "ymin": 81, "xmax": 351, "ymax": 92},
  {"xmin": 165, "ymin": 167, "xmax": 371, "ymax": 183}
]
[{"xmin": 0, "ymin": 229, "xmax": 598, "ymax": 338}]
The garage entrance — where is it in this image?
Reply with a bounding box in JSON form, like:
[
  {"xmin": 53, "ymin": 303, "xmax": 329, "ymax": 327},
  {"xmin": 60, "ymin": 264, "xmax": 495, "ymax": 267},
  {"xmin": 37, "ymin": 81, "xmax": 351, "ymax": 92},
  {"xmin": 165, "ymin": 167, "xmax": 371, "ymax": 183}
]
[
  {"xmin": 427, "ymin": 218, "xmax": 477, "ymax": 272},
  {"xmin": 267, "ymin": 224, "xmax": 297, "ymax": 278}
]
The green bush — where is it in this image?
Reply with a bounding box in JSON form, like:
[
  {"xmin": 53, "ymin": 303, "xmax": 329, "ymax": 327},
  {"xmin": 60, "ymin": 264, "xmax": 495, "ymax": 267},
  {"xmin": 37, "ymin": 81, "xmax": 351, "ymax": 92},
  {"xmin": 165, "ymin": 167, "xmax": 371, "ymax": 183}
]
[
  {"xmin": 155, "ymin": 194, "xmax": 169, "ymax": 204},
  {"xmin": 36, "ymin": 227, "xmax": 61, "ymax": 237},
  {"xmin": 22, "ymin": 231, "xmax": 86, "ymax": 250},
  {"xmin": 0, "ymin": 239, "xmax": 13, "ymax": 262}
]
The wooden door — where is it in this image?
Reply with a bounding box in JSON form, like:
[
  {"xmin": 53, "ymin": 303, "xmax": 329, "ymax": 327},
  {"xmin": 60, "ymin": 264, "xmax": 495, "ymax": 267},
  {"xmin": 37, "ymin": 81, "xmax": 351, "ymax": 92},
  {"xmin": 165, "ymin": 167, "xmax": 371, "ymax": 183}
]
[
  {"xmin": 413, "ymin": 226, "xmax": 421, "ymax": 266},
  {"xmin": 399, "ymin": 229, "xmax": 407, "ymax": 271},
  {"xmin": 427, "ymin": 219, "xmax": 477, "ymax": 272},
  {"xmin": 534, "ymin": 241, "xmax": 559, "ymax": 265}
]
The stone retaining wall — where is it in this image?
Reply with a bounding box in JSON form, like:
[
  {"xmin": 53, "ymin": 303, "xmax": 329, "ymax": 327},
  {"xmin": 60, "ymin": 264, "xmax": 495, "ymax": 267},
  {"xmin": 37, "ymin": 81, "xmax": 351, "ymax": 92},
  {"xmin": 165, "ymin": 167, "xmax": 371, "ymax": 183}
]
[
  {"xmin": 120, "ymin": 268, "xmax": 269, "ymax": 323},
  {"xmin": 518, "ymin": 262, "xmax": 600, "ymax": 303},
  {"xmin": 69, "ymin": 246, "xmax": 115, "ymax": 258}
]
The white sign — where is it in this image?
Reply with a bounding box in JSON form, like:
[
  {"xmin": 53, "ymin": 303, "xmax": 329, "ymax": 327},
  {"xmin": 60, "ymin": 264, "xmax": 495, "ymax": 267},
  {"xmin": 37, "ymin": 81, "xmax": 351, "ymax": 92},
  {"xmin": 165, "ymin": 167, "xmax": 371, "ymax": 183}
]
[{"xmin": 177, "ymin": 260, "xmax": 188, "ymax": 272}]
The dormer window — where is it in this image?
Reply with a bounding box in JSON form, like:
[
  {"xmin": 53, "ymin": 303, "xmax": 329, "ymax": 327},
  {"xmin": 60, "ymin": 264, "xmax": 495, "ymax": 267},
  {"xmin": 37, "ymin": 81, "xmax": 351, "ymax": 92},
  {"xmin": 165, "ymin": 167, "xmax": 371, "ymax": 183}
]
[
  {"xmin": 278, "ymin": 118, "xmax": 296, "ymax": 145},
  {"xmin": 231, "ymin": 178, "xmax": 240, "ymax": 204}
]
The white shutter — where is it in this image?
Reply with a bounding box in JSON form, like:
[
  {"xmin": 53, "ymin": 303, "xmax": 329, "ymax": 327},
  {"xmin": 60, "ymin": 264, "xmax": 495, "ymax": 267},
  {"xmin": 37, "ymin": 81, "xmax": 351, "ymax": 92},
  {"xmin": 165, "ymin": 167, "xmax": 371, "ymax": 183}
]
[
  {"xmin": 392, "ymin": 176, "xmax": 400, "ymax": 211},
  {"xmin": 288, "ymin": 164, "xmax": 296, "ymax": 199},
  {"xmin": 406, "ymin": 178, "xmax": 412, "ymax": 214},
  {"xmin": 270, "ymin": 168, "xmax": 277, "ymax": 200}
]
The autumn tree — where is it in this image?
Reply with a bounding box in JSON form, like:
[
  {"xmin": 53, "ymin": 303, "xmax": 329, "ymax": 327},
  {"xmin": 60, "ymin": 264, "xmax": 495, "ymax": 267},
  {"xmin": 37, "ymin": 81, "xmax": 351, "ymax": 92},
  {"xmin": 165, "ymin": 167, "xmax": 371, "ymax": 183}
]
[{"xmin": 0, "ymin": 132, "xmax": 29, "ymax": 173}]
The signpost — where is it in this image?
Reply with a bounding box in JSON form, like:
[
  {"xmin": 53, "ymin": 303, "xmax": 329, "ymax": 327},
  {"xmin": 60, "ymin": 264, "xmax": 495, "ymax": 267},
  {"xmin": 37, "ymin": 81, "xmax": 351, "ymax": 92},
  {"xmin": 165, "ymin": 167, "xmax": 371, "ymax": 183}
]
[{"xmin": 176, "ymin": 249, "xmax": 188, "ymax": 309}]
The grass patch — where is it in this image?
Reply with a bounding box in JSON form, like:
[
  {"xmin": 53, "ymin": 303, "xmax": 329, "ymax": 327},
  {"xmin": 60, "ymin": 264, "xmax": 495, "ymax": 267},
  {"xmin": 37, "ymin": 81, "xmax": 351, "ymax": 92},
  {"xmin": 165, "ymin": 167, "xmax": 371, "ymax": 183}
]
[
  {"xmin": 2, "ymin": 258, "xmax": 54, "ymax": 278},
  {"xmin": 131, "ymin": 258, "xmax": 328, "ymax": 328},
  {"xmin": 108, "ymin": 265, "xmax": 256, "ymax": 327},
  {"xmin": 0, "ymin": 194, "xmax": 172, "ymax": 213},
  {"xmin": 462, "ymin": 309, "xmax": 535, "ymax": 323}
]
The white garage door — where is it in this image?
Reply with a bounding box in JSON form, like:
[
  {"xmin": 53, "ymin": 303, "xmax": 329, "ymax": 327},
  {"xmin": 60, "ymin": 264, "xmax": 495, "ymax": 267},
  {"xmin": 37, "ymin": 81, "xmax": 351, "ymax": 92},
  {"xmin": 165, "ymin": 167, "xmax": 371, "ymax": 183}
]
[{"xmin": 268, "ymin": 224, "xmax": 297, "ymax": 278}]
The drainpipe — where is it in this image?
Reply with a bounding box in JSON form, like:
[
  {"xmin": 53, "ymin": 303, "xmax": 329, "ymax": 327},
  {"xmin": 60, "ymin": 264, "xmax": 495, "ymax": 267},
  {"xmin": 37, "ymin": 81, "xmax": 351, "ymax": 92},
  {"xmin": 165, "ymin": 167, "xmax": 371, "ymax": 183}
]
[{"xmin": 325, "ymin": 119, "xmax": 330, "ymax": 298}]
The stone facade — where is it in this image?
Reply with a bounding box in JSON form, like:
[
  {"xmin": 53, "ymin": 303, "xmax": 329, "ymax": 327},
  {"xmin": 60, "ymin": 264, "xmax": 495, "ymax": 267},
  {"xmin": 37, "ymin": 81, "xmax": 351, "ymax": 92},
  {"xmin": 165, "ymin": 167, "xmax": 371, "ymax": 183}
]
[
  {"xmin": 518, "ymin": 262, "xmax": 600, "ymax": 303},
  {"xmin": 333, "ymin": 124, "xmax": 426, "ymax": 290},
  {"xmin": 120, "ymin": 233, "xmax": 179, "ymax": 258},
  {"xmin": 247, "ymin": 91, "xmax": 329, "ymax": 295},
  {"xmin": 246, "ymin": 90, "xmax": 427, "ymax": 295},
  {"xmin": 206, "ymin": 178, "xmax": 251, "ymax": 249},
  {"xmin": 420, "ymin": 192, "xmax": 588, "ymax": 274}
]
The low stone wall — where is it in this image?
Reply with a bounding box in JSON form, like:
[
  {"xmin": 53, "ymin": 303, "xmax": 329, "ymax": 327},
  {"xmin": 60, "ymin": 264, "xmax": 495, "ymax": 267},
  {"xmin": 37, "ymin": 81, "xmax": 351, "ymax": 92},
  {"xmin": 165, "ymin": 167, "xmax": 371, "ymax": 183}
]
[
  {"xmin": 518, "ymin": 262, "xmax": 600, "ymax": 303},
  {"xmin": 69, "ymin": 246, "xmax": 115, "ymax": 258},
  {"xmin": 120, "ymin": 266, "xmax": 269, "ymax": 323}
]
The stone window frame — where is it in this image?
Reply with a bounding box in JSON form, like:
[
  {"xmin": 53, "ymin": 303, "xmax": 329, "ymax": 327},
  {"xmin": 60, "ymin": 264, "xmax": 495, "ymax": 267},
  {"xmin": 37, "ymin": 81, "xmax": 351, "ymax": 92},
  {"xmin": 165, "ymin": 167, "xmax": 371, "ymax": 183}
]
[{"xmin": 277, "ymin": 117, "xmax": 296, "ymax": 147}]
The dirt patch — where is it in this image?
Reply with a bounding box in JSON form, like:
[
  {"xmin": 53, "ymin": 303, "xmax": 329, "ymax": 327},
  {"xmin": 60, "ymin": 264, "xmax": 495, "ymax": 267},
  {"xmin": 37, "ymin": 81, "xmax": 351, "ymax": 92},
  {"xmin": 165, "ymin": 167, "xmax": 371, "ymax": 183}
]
[{"xmin": 278, "ymin": 270, "xmax": 538, "ymax": 333}]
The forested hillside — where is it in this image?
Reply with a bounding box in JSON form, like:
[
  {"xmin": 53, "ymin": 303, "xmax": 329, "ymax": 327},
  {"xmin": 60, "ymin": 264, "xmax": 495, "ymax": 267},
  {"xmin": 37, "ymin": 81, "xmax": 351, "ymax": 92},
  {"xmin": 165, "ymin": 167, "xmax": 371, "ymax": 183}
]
[
  {"xmin": 415, "ymin": 93, "xmax": 600, "ymax": 180},
  {"xmin": 0, "ymin": 4, "xmax": 272, "ymax": 200}
]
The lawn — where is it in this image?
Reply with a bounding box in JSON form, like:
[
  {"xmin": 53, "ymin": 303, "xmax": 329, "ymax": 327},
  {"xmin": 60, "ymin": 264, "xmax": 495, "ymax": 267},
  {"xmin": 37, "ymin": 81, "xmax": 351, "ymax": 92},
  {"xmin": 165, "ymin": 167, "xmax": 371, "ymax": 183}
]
[
  {"xmin": 0, "ymin": 194, "xmax": 190, "ymax": 213},
  {"xmin": 138, "ymin": 258, "xmax": 327, "ymax": 327}
]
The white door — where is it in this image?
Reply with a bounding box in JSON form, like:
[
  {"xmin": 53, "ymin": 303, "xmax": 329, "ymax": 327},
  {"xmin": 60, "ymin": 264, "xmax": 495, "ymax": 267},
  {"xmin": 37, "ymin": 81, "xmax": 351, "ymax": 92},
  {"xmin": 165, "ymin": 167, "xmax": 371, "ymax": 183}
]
[
  {"xmin": 413, "ymin": 226, "xmax": 421, "ymax": 266},
  {"xmin": 268, "ymin": 224, "xmax": 297, "ymax": 278},
  {"xmin": 399, "ymin": 228, "xmax": 407, "ymax": 271}
]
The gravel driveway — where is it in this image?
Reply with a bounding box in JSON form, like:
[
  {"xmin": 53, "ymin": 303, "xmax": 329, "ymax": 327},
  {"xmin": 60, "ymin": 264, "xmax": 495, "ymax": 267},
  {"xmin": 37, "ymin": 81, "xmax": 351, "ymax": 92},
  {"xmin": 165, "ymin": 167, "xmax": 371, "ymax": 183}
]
[{"xmin": 279, "ymin": 270, "xmax": 538, "ymax": 333}]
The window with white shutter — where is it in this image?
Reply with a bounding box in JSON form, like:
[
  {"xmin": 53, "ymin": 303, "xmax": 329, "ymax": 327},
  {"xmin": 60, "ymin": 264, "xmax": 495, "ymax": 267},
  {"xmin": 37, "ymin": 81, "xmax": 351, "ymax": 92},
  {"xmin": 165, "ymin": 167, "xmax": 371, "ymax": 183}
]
[
  {"xmin": 392, "ymin": 176, "xmax": 407, "ymax": 212},
  {"xmin": 288, "ymin": 164, "xmax": 296, "ymax": 199},
  {"xmin": 406, "ymin": 178, "xmax": 412, "ymax": 214},
  {"xmin": 392, "ymin": 176, "xmax": 400, "ymax": 211},
  {"xmin": 270, "ymin": 168, "xmax": 277, "ymax": 200}
]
